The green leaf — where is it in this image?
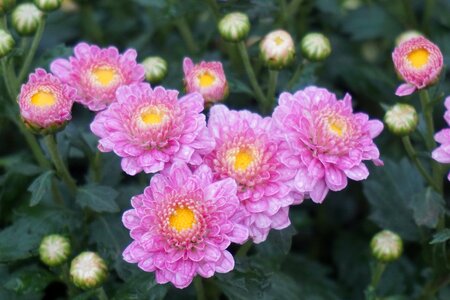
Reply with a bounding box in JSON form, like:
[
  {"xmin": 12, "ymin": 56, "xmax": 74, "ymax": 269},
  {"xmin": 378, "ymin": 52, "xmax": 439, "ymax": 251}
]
[
  {"xmin": 76, "ymin": 184, "xmax": 119, "ymax": 213},
  {"xmin": 113, "ymin": 273, "xmax": 168, "ymax": 300},
  {"xmin": 411, "ymin": 187, "xmax": 445, "ymax": 228},
  {"xmin": 3, "ymin": 265, "xmax": 55, "ymax": 295},
  {"xmin": 255, "ymin": 225, "xmax": 296, "ymax": 268},
  {"xmin": 27, "ymin": 171, "xmax": 54, "ymax": 207},
  {"xmin": 430, "ymin": 228, "xmax": 450, "ymax": 244}
]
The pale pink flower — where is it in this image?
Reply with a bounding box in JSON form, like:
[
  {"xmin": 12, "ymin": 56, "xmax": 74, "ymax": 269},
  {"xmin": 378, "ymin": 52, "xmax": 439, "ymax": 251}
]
[
  {"xmin": 183, "ymin": 57, "xmax": 228, "ymax": 105},
  {"xmin": 204, "ymin": 105, "xmax": 298, "ymax": 243},
  {"xmin": 122, "ymin": 163, "xmax": 248, "ymax": 289},
  {"xmin": 273, "ymin": 87, "xmax": 383, "ymax": 203},
  {"xmin": 18, "ymin": 68, "xmax": 76, "ymax": 133},
  {"xmin": 392, "ymin": 37, "xmax": 443, "ymax": 96},
  {"xmin": 432, "ymin": 96, "xmax": 450, "ymax": 181},
  {"xmin": 90, "ymin": 83, "xmax": 214, "ymax": 175},
  {"xmin": 50, "ymin": 42, "xmax": 145, "ymax": 111}
]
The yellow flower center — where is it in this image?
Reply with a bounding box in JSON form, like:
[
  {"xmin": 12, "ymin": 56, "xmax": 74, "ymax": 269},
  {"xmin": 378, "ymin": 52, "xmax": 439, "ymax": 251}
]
[
  {"xmin": 198, "ymin": 72, "xmax": 215, "ymax": 88},
  {"xmin": 141, "ymin": 108, "xmax": 164, "ymax": 125},
  {"xmin": 407, "ymin": 48, "xmax": 429, "ymax": 68},
  {"xmin": 274, "ymin": 36, "xmax": 284, "ymax": 46},
  {"xmin": 234, "ymin": 149, "xmax": 254, "ymax": 171},
  {"xmin": 169, "ymin": 207, "xmax": 196, "ymax": 232},
  {"xmin": 328, "ymin": 118, "xmax": 346, "ymax": 137},
  {"xmin": 92, "ymin": 67, "xmax": 117, "ymax": 86},
  {"xmin": 31, "ymin": 91, "xmax": 56, "ymax": 107}
]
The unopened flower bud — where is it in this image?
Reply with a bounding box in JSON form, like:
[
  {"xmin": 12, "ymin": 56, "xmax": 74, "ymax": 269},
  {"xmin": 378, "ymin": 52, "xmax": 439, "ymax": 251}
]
[
  {"xmin": 12, "ymin": 3, "xmax": 43, "ymax": 36},
  {"xmin": 395, "ymin": 30, "xmax": 423, "ymax": 46},
  {"xmin": 341, "ymin": 0, "xmax": 362, "ymax": 11},
  {"xmin": 39, "ymin": 234, "xmax": 71, "ymax": 267},
  {"xmin": 218, "ymin": 12, "xmax": 250, "ymax": 43},
  {"xmin": 0, "ymin": 29, "xmax": 14, "ymax": 58},
  {"xmin": 384, "ymin": 103, "xmax": 418, "ymax": 136},
  {"xmin": 142, "ymin": 56, "xmax": 168, "ymax": 84},
  {"xmin": 371, "ymin": 230, "xmax": 403, "ymax": 263},
  {"xmin": 260, "ymin": 29, "xmax": 295, "ymax": 69},
  {"xmin": 301, "ymin": 33, "xmax": 332, "ymax": 62},
  {"xmin": 0, "ymin": 0, "xmax": 16, "ymax": 15},
  {"xmin": 70, "ymin": 252, "xmax": 107, "ymax": 290},
  {"xmin": 34, "ymin": 0, "xmax": 62, "ymax": 12}
]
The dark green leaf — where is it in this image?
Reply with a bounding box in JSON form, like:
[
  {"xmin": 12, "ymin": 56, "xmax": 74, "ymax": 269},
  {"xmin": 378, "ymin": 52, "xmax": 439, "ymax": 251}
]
[
  {"xmin": 76, "ymin": 184, "xmax": 119, "ymax": 213},
  {"xmin": 3, "ymin": 265, "xmax": 55, "ymax": 295},
  {"xmin": 430, "ymin": 228, "xmax": 450, "ymax": 244},
  {"xmin": 411, "ymin": 187, "xmax": 445, "ymax": 228},
  {"xmin": 113, "ymin": 273, "xmax": 168, "ymax": 300},
  {"xmin": 27, "ymin": 171, "xmax": 54, "ymax": 207}
]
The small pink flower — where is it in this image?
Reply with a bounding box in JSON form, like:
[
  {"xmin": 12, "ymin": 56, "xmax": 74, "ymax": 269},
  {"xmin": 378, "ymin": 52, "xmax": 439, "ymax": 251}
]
[
  {"xmin": 183, "ymin": 57, "xmax": 228, "ymax": 105},
  {"xmin": 392, "ymin": 37, "xmax": 443, "ymax": 96},
  {"xmin": 432, "ymin": 96, "xmax": 450, "ymax": 181},
  {"xmin": 204, "ymin": 105, "xmax": 298, "ymax": 243},
  {"xmin": 273, "ymin": 87, "xmax": 383, "ymax": 203},
  {"xmin": 50, "ymin": 42, "xmax": 145, "ymax": 111},
  {"xmin": 122, "ymin": 163, "xmax": 248, "ymax": 289},
  {"xmin": 90, "ymin": 83, "xmax": 215, "ymax": 175},
  {"xmin": 18, "ymin": 68, "xmax": 76, "ymax": 133}
]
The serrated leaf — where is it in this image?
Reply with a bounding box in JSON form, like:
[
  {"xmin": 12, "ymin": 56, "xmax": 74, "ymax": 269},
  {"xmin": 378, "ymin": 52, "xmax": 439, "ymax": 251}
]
[
  {"xmin": 113, "ymin": 273, "xmax": 168, "ymax": 300},
  {"xmin": 76, "ymin": 184, "xmax": 119, "ymax": 213},
  {"xmin": 4, "ymin": 265, "xmax": 55, "ymax": 295},
  {"xmin": 27, "ymin": 171, "xmax": 54, "ymax": 207},
  {"xmin": 430, "ymin": 228, "xmax": 450, "ymax": 244},
  {"xmin": 411, "ymin": 187, "xmax": 445, "ymax": 228}
]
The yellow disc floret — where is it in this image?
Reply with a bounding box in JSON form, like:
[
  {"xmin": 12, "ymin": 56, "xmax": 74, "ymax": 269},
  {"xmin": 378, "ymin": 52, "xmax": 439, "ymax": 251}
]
[
  {"xmin": 198, "ymin": 72, "xmax": 215, "ymax": 88},
  {"xmin": 274, "ymin": 36, "xmax": 284, "ymax": 46},
  {"xmin": 169, "ymin": 207, "xmax": 196, "ymax": 232},
  {"xmin": 407, "ymin": 48, "xmax": 429, "ymax": 68},
  {"xmin": 234, "ymin": 149, "xmax": 254, "ymax": 171},
  {"xmin": 92, "ymin": 67, "xmax": 117, "ymax": 86},
  {"xmin": 31, "ymin": 91, "xmax": 56, "ymax": 107},
  {"xmin": 141, "ymin": 108, "xmax": 164, "ymax": 125}
]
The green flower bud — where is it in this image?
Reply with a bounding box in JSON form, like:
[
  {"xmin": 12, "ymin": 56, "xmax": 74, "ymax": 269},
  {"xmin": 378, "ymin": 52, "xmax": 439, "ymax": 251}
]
[
  {"xmin": 218, "ymin": 12, "xmax": 250, "ymax": 43},
  {"xmin": 12, "ymin": 3, "xmax": 43, "ymax": 36},
  {"xmin": 0, "ymin": 29, "xmax": 15, "ymax": 58},
  {"xmin": 301, "ymin": 33, "xmax": 332, "ymax": 62},
  {"xmin": 395, "ymin": 30, "xmax": 423, "ymax": 46},
  {"xmin": 70, "ymin": 252, "xmax": 107, "ymax": 290},
  {"xmin": 34, "ymin": 0, "xmax": 62, "ymax": 12},
  {"xmin": 142, "ymin": 56, "xmax": 168, "ymax": 84},
  {"xmin": 39, "ymin": 234, "xmax": 71, "ymax": 267},
  {"xmin": 371, "ymin": 230, "xmax": 403, "ymax": 263},
  {"xmin": 260, "ymin": 29, "xmax": 295, "ymax": 70},
  {"xmin": 0, "ymin": 0, "xmax": 16, "ymax": 15},
  {"xmin": 384, "ymin": 103, "xmax": 418, "ymax": 136}
]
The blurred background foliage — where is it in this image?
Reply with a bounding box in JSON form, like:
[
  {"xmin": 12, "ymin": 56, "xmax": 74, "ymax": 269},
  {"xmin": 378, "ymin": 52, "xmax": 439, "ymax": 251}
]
[{"xmin": 0, "ymin": 0, "xmax": 450, "ymax": 299}]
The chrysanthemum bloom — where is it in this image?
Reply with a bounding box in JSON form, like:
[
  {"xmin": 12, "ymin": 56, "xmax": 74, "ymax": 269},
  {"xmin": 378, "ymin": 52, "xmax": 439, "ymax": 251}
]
[
  {"xmin": 260, "ymin": 29, "xmax": 295, "ymax": 69},
  {"xmin": 50, "ymin": 42, "xmax": 145, "ymax": 111},
  {"xmin": 90, "ymin": 83, "xmax": 214, "ymax": 175},
  {"xmin": 122, "ymin": 163, "xmax": 248, "ymax": 289},
  {"xmin": 273, "ymin": 87, "xmax": 383, "ymax": 203},
  {"xmin": 183, "ymin": 57, "xmax": 228, "ymax": 105},
  {"xmin": 204, "ymin": 105, "xmax": 297, "ymax": 243},
  {"xmin": 432, "ymin": 96, "xmax": 450, "ymax": 181},
  {"xmin": 18, "ymin": 68, "xmax": 76, "ymax": 134},
  {"xmin": 392, "ymin": 36, "xmax": 443, "ymax": 96}
]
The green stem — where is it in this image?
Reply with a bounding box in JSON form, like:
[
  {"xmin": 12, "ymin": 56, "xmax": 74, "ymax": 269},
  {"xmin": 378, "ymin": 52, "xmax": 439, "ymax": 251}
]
[
  {"xmin": 16, "ymin": 121, "xmax": 52, "ymax": 169},
  {"xmin": 264, "ymin": 70, "xmax": 279, "ymax": 114},
  {"xmin": 61, "ymin": 263, "xmax": 76, "ymax": 297},
  {"xmin": 18, "ymin": 17, "xmax": 46, "ymax": 84},
  {"xmin": 236, "ymin": 41, "xmax": 267, "ymax": 108},
  {"xmin": 401, "ymin": 136, "xmax": 441, "ymax": 192},
  {"xmin": 286, "ymin": 60, "xmax": 307, "ymax": 90},
  {"xmin": 419, "ymin": 90, "xmax": 436, "ymax": 151},
  {"xmin": 236, "ymin": 241, "xmax": 252, "ymax": 257},
  {"xmin": 401, "ymin": 0, "xmax": 418, "ymax": 28},
  {"xmin": 365, "ymin": 261, "xmax": 386, "ymax": 300},
  {"xmin": 1, "ymin": 59, "xmax": 16, "ymax": 100},
  {"xmin": 96, "ymin": 287, "xmax": 108, "ymax": 300},
  {"xmin": 1, "ymin": 15, "xmax": 7, "ymax": 30},
  {"xmin": 194, "ymin": 277, "xmax": 206, "ymax": 300},
  {"xmin": 44, "ymin": 134, "xmax": 77, "ymax": 195},
  {"xmin": 175, "ymin": 17, "xmax": 199, "ymax": 54}
]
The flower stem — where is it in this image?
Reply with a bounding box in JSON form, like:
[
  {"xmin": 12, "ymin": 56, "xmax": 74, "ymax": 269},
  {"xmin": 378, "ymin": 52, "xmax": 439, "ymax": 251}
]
[
  {"xmin": 18, "ymin": 17, "xmax": 46, "ymax": 84},
  {"xmin": 401, "ymin": 136, "xmax": 441, "ymax": 192},
  {"xmin": 1, "ymin": 59, "xmax": 16, "ymax": 100},
  {"xmin": 236, "ymin": 41, "xmax": 267, "ymax": 108},
  {"xmin": 365, "ymin": 262, "xmax": 386, "ymax": 300},
  {"xmin": 194, "ymin": 277, "xmax": 206, "ymax": 300},
  {"xmin": 1, "ymin": 15, "xmax": 7, "ymax": 30},
  {"xmin": 419, "ymin": 90, "xmax": 436, "ymax": 151},
  {"xmin": 236, "ymin": 241, "xmax": 252, "ymax": 257},
  {"xmin": 286, "ymin": 60, "xmax": 307, "ymax": 90},
  {"xmin": 401, "ymin": 0, "xmax": 418, "ymax": 28},
  {"xmin": 175, "ymin": 17, "xmax": 199, "ymax": 54},
  {"xmin": 264, "ymin": 70, "xmax": 279, "ymax": 113},
  {"xmin": 44, "ymin": 134, "xmax": 77, "ymax": 195},
  {"xmin": 96, "ymin": 287, "xmax": 109, "ymax": 300}
]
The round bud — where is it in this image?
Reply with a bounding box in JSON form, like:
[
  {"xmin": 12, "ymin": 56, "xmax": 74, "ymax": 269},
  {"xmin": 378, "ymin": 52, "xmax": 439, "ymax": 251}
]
[
  {"xmin": 384, "ymin": 103, "xmax": 418, "ymax": 136},
  {"xmin": 142, "ymin": 56, "xmax": 168, "ymax": 84},
  {"xmin": 301, "ymin": 33, "xmax": 332, "ymax": 62},
  {"xmin": 0, "ymin": 0, "xmax": 16, "ymax": 15},
  {"xmin": 12, "ymin": 3, "xmax": 43, "ymax": 36},
  {"xmin": 218, "ymin": 12, "xmax": 250, "ymax": 43},
  {"xmin": 370, "ymin": 230, "xmax": 403, "ymax": 263},
  {"xmin": 341, "ymin": 0, "xmax": 362, "ymax": 11},
  {"xmin": 0, "ymin": 29, "xmax": 15, "ymax": 58},
  {"xmin": 34, "ymin": 0, "xmax": 62, "ymax": 12},
  {"xmin": 39, "ymin": 234, "xmax": 71, "ymax": 267},
  {"xmin": 260, "ymin": 29, "xmax": 295, "ymax": 69},
  {"xmin": 70, "ymin": 252, "xmax": 108, "ymax": 290},
  {"xmin": 395, "ymin": 30, "xmax": 423, "ymax": 46}
]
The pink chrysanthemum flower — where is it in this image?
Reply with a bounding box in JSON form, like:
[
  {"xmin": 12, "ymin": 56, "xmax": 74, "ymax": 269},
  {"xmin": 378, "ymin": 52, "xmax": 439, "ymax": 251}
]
[
  {"xmin": 122, "ymin": 163, "xmax": 248, "ymax": 289},
  {"xmin": 18, "ymin": 68, "xmax": 76, "ymax": 134},
  {"xmin": 273, "ymin": 87, "xmax": 384, "ymax": 203},
  {"xmin": 392, "ymin": 36, "xmax": 443, "ymax": 97},
  {"xmin": 183, "ymin": 57, "xmax": 228, "ymax": 105},
  {"xmin": 50, "ymin": 42, "xmax": 145, "ymax": 111},
  {"xmin": 90, "ymin": 83, "xmax": 214, "ymax": 175},
  {"xmin": 432, "ymin": 96, "xmax": 450, "ymax": 181},
  {"xmin": 204, "ymin": 105, "xmax": 298, "ymax": 243}
]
